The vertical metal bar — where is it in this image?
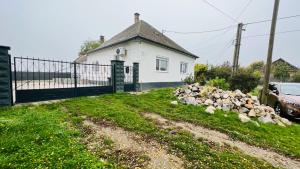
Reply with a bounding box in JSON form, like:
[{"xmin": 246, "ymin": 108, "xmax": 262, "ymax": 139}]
[
  {"xmin": 53, "ymin": 62, "xmax": 56, "ymax": 88},
  {"xmin": 74, "ymin": 62, "xmax": 77, "ymax": 96},
  {"xmin": 33, "ymin": 58, "xmax": 35, "ymax": 89},
  {"xmin": 38, "ymin": 59, "xmax": 40, "ymax": 89},
  {"xmin": 26, "ymin": 57, "xmax": 29, "ymax": 89},
  {"xmin": 49, "ymin": 60, "xmax": 51, "ymax": 88},
  {"xmin": 20, "ymin": 57, "xmax": 23, "ymax": 90},
  {"xmin": 44, "ymin": 60, "xmax": 46, "ymax": 89},
  {"xmin": 14, "ymin": 57, "xmax": 17, "ymax": 92}
]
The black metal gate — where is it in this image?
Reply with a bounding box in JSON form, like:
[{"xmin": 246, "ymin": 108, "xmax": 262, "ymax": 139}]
[
  {"xmin": 124, "ymin": 65, "xmax": 135, "ymax": 92},
  {"xmin": 13, "ymin": 57, "xmax": 114, "ymax": 103}
]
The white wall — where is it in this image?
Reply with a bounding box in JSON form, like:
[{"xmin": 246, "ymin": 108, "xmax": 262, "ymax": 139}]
[
  {"xmin": 85, "ymin": 40, "xmax": 196, "ymax": 83},
  {"xmin": 139, "ymin": 41, "xmax": 195, "ymax": 83}
]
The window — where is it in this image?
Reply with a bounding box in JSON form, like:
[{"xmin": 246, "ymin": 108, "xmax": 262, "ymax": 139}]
[
  {"xmin": 180, "ymin": 62, "xmax": 188, "ymax": 74},
  {"xmin": 156, "ymin": 57, "xmax": 168, "ymax": 72}
]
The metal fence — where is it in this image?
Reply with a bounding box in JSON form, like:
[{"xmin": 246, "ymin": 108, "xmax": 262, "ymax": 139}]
[
  {"xmin": 124, "ymin": 66, "xmax": 133, "ymax": 84},
  {"xmin": 13, "ymin": 57, "xmax": 112, "ymax": 90}
]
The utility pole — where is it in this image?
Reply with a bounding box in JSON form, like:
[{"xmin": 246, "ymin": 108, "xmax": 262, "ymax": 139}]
[
  {"xmin": 261, "ymin": 0, "xmax": 280, "ymax": 104},
  {"xmin": 232, "ymin": 23, "xmax": 244, "ymax": 76}
]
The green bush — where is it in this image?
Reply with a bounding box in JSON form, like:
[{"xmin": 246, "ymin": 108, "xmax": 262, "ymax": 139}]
[
  {"xmin": 194, "ymin": 64, "xmax": 208, "ymax": 85},
  {"xmin": 183, "ymin": 74, "xmax": 195, "ymax": 84},
  {"xmin": 206, "ymin": 62, "xmax": 232, "ymax": 81},
  {"xmin": 206, "ymin": 77, "xmax": 229, "ymax": 90},
  {"xmin": 292, "ymin": 70, "xmax": 300, "ymax": 82},
  {"xmin": 228, "ymin": 70, "xmax": 260, "ymax": 93}
]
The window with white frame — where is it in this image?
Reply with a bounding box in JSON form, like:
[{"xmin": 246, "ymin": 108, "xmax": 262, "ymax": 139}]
[
  {"xmin": 180, "ymin": 62, "xmax": 188, "ymax": 74},
  {"xmin": 156, "ymin": 57, "xmax": 168, "ymax": 72}
]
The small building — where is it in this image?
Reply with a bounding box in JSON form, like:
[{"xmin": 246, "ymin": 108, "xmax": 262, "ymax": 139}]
[
  {"xmin": 271, "ymin": 58, "xmax": 299, "ymax": 81},
  {"xmin": 76, "ymin": 13, "xmax": 198, "ymax": 90},
  {"xmin": 272, "ymin": 58, "xmax": 299, "ymax": 74}
]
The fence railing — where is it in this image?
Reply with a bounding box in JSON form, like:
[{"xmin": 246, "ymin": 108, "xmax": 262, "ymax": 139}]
[
  {"xmin": 13, "ymin": 57, "xmax": 112, "ymax": 90},
  {"xmin": 124, "ymin": 66, "xmax": 133, "ymax": 84}
]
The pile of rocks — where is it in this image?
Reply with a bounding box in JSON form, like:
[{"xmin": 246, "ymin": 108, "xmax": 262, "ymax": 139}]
[{"xmin": 174, "ymin": 83, "xmax": 292, "ymax": 127}]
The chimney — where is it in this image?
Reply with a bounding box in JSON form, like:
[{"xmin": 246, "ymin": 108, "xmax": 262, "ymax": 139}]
[
  {"xmin": 100, "ymin": 35, "xmax": 105, "ymax": 43},
  {"xmin": 134, "ymin": 13, "xmax": 140, "ymax": 23}
]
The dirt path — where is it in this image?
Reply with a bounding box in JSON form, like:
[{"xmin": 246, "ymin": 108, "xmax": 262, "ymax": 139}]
[
  {"xmin": 83, "ymin": 120, "xmax": 184, "ymax": 169},
  {"xmin": 143, "ymin": 113, "xmax": 300, "ymax": 169}
]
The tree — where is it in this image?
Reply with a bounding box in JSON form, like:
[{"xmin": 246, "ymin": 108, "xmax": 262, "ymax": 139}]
[
  {"xmin": 273, "ymin": 62, "xmax": 290, "ymax": 82},
  {"xmin": 79, "ymin": 40, "xmax": 102, "ymax": 55},
  {"xmin": 292, "ymin": 70, "xmax": 300, "ymax": 82},
  {"xmin": 247, "ymin": 61, "xmax": 264, "ymax": 72}
]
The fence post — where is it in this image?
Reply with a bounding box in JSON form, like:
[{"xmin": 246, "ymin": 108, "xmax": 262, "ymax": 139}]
[
  {"xmin": 133, "ymin": 62, "xmax": 140, "ymax": 91},
  {"xmin": 111, "ymin": 60, "xmax": 124, "ymax": 93},
  {"xmin": 73, "ymin": 62, "xmax": 77, "ymax": 97},
  {"xmin": 0, "ymin": 46, "xmax": 13, "ymax": 106}
]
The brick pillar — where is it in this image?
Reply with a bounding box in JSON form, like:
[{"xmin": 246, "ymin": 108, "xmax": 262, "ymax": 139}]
[
  {"xmin": 133, "ymin": 62, "xmax": 140, "ymax": 91},
  {"xmin": 0, "ymin": 46, "xmax": 13, "ymax": 106},
  {"xmin": 111, "ymin": 60, "xmax": 124, "ymax": 93}
]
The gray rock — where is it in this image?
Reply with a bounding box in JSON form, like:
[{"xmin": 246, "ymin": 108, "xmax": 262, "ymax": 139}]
[
  {"xmin": 205, "ymin": 106, "xmax": 216, "ymax": 114},
  {"xmin": 239, "ymin": 107, "xmax": 250, "ymax": 114},
  {"xmin": 251, "ymin": 96, "xmax": 258, "ymax": 102},
  {"xmin": 280, "ymin": 118, "xmax": 292, "ymax": 126},
  {"xmin": 239, "ymin": 114, "xmax": 251, "ymax": 123},
  {"xmin": 248, "ymin": 109, "xmax": 256, "ymax": 117},
  {"xmin": 235, "ymin": 89, "xmax": 243, "ymax": 96},
  {"xmin": 258, "ymin": 114, "xmax": 275, "ymax": 124},
  {"xmin": 171, "ymin": 101, "xmax": 178, "ymax": 105},
  {"xmin": 222, "ymin": 104, "xmax": 231, "ymax": 112},
  {"xmin": 184, "ymin": 97, "xmax": 197, "ymax": 105},
  {"xmin": 204, "ymin": 99, "xmax": 214, "ymax": 105},
  {"xmin": 192, "ymin": 86, "xmax": 199, "ymax": 92},
  {"xmin": 213, "ymin": 93, "xmax": 221, "ymax": 99},
  {"xmin": 185, "ymin": 89, "xmax": 192, "ymax": 94},
  {"xmin": 233, "ymin": 100, "xmax": 242, "ymax": 107},
  {"xmin": 222, "ymin": 93, "xmax": 229, "ymax": 99}
]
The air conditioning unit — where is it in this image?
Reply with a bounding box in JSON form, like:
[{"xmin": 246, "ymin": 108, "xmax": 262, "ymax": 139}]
[{"xmin": 116, "ymin": 47, "xmax": 126, "ymax": 56}]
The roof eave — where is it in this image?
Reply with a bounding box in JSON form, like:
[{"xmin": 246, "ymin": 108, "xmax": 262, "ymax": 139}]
[{"xmin": 87, "ymin": 36, "xmax": 199, "ymax": 59}]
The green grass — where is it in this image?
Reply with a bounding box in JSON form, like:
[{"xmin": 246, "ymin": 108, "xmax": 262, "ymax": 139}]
[
  {"xmin": 125, "ymin": 88, "xmax": 300, "ymax": 158},
  {"xmin": 61, "ymin": 93, "xmax": 274, "ymax": 168},
  {"xmin": 0, "ymin": 105, "xmax": 113, "ymax": 168},
  {"xmin": 2, "ymin": 88, "xmax": 299, "ymax": 168}
]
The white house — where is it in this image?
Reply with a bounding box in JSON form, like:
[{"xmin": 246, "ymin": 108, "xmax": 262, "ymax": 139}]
[{"xmin": 76, "ymin": 13, "xmax": 198, "ymax": 90}]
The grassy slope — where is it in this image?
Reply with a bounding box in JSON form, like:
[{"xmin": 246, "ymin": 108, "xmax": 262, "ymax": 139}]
[
  {"xmin": 62, "ymin": 94, "xmax": 274, "ymax": 168},
  {"xmin": 127, "ymin": 88, "xmax": 300, "ymax": 158},
  {"xmin": 1, "ymin": 88, "xmax": 298, "ymax": 168},
  {"xmin": 0, "ymin": 105, "xmax": 113, "ymax": 169}
]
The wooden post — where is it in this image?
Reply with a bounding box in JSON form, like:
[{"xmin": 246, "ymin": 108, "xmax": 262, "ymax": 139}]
[
  {"xmin": 261, "ymin": 0, "xmax": 280, "ymax": 104},
  {"xmin": 232, "ymin": 23, "xmax": 244, "ymax": 76}
]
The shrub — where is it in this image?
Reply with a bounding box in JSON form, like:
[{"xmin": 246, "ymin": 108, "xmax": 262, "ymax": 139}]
[
  {"xmin": 194, "ymin": 64, "xmax": 208, "ymax": 85},
  {"xmin": 206, "ymin": 62, "xmax": 232, "ymax": 81},
  {"xmin": 206, "ymin": 77, "xmax": 229, "ymax": 90},
  {"xmin": 292, "ymin": 70, "xmax": 300, "ymax": 82},
  {"xmin": 228, "ymin": 71, "xmax": 260, "ymax": 93},
  {"xmin": 183, "ymin": 74, "xmax": 195, "ymax": 84}
]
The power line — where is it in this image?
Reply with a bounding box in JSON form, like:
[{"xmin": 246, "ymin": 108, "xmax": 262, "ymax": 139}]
[
  {"xmin": 163, "ymin": 25, "xmax": 235, "ymax": 34},
  {"xmin": 202, "ymin": 0, "xmax": 238, "ymax": 22},
  {"xmin": 242, "ymin": 29, "xmax": 300, "ymax": 39},
  {"xmin": 245, "ymin": 14, "xmax": 300, "ymax": 25},
  {"xmin": 236, "ymin": 0, "xmax": 253, "ymax": 20}
]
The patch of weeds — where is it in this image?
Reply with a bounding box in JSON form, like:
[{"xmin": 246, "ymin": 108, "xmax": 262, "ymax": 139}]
[{"xmin": 84, "ymin": 131, "xmax": 150, "ymax": 169}]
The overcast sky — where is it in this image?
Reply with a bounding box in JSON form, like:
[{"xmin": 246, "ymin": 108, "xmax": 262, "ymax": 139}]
[{"xmin": 1, "ymin": 0, "xmax": 299, "ymax": 66}]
